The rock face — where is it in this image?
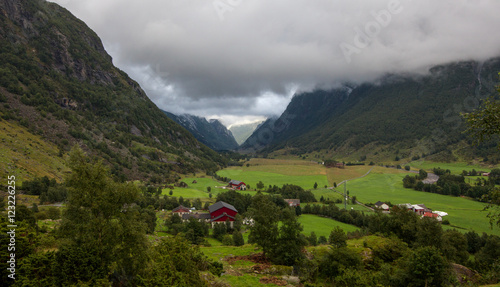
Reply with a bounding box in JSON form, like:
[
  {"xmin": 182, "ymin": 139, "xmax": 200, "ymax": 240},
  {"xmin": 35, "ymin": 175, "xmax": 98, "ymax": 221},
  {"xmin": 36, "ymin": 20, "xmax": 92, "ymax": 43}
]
[
  {"xmin": 0, "ymin": 0, "xmax": 114, "ymax": 84},
  {"xmin": 164, "ymin": 111, "xmax": 239, "ymax": 151},
  {"xmin": 0, "ymin": 0, "xmax": 224, "ymax": 180}
]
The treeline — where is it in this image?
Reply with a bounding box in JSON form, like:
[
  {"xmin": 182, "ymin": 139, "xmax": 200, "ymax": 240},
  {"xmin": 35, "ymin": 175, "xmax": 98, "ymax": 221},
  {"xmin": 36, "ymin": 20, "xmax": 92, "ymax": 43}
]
[
  {"xmin": 300, "ymin": 203, "xmax": 500, "ymax": 285},
  {"xmin": 403, "ymin": 170, "xmax": 494, "ymax": 200},
  {"xmin": 0, "ymin": 147, "xmax": 222, "ymax": 286},
  {"xmin": 264, "ymin": 184, "xmax": 317, "ymax": 203}
]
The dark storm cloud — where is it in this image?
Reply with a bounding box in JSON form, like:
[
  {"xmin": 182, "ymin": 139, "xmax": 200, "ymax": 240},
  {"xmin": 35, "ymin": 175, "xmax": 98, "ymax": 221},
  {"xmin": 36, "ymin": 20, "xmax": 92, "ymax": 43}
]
[{"xmin": 52, "ymin": 0, "xmax": 500, "ymax": 124}]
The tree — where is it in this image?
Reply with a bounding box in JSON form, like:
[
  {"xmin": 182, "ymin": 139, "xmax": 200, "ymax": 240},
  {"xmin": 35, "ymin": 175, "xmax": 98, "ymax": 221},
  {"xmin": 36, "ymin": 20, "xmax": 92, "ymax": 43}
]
[
  {"xmin": 271, "ymin": 208, "xmax": 307, "ymax": 266},
  {"xmin": 308, "ymin": 231, "xmax": 318, "ymax": 246},
  {"xmin": 248, "ymin": 193, "xmax": 280, "ymax": 257},
  {"xmin": 328, "ymin": 226, "xmax": 347, "ymax": 248},
  {"xmin": 138, "ymin": 235, "xmax": 222, "ymax": 286},
  {"xmin": 59, "ymin": 146, "xmax": 149, "ymax": 285},
  {"xmin": 207, "ymin": 186, "xmax": 211, "ymax": 192},
  {"xmin": 169, "ymin": 190, "xmax": 173, "ymax": 196},
  {"xmin": 256, "ymin": 181, "xmax": 265, "ymax": 190},
  {"xmin": 404, "ymin": 246, "xmax": 449, "ymax": 287},
  {"xmin": 32, "ymin": 203, "xmax": 39, "ymax": 213},
  {"xmin": 295, "ymin": 205, "xmax": 302, "ymax": 216},
  {"xmin": 463, "ymin": 79, "xmax": 500, "ymax": 228},
  {"xmin": 314, "ymin": 182, "xmax": 318, "ymax": 189},
  {"xmin": 441, "ymin": 229, "xmax": 468, "ymax": 264},
  {"xmin": 463, "ymin": 96, "xmax": 500, "ymax": 148},
  {"xmin": 233, "ymin": 231, "xmax": 244, "ymax": 246}
]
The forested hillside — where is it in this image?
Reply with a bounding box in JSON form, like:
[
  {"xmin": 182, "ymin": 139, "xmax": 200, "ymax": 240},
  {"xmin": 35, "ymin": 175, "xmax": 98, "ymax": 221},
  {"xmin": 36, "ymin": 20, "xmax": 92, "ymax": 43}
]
[
  {"xmin": 0, "ymin": 0, "xmax": 225, "ymax": 182},
  {"xmin": 243, "ymin": 59, "xmax": 500, "ymax": 162}
]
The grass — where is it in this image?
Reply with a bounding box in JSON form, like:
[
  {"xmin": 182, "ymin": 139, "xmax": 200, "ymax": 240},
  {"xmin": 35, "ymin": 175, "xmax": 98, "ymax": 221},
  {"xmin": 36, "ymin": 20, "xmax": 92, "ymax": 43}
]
[
  {"xmin": 299, "ymin": 214, "xmax": 359, "ymax": 238},
  {"xmin": 347, "ymin": 171, "xmax": 500, "ymax": 236},
  {"xmin": 200, "ymin": 244, "xmax": 260, "ymax": 262},
  {"xmin": 0, "ymin": 120, "xmax": 68, "ymax": 182},
  {"xmin": 409, "ymin": 160, "xmax": 496, "ymax": 174},
  {"xmin": 326, "ymin": 165, "xmax": 374, "ymax": 186},
  {"xmin": 217, "ymin": 168, "xmax": 328, "ymax": 191}
]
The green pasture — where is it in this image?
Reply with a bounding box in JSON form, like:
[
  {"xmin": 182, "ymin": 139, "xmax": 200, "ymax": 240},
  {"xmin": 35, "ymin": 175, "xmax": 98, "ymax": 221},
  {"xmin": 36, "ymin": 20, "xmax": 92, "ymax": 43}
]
[
  {"xmin": 409, "ymin": 160, "xmax": 495, "ymax": 174},
  {"xmin": 200, "ymin": 244, "xmax": 259, "ymax": 262},
  {"xmin": 216, "ymin": 168, "xmax": 328, "ymax": 191},
  {"xmin": 311, "ymin": 188, "xmax": 343, "ymax": 202},
  {"xmin": 347, "ymin": 172, "xmax": 500, "ymax": 236},
  {"xmin": 298, "ymin": 214, "xmax": 359, "ymax": 238}
]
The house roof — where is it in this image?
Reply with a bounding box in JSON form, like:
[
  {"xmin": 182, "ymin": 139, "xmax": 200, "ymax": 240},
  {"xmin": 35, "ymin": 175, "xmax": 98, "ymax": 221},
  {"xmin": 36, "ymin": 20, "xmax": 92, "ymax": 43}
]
[
  {"xmin": 209, "ymin": 201, "xmax": 238, "ymax": 214},
  {"xmin": 285, "ymin": 199, "xmax": 300, "ymax": 205},
  {"xmin": 412, "ymin": 205, "xmax": 424, "ymax": 210},
  {"xmin": 228, "ymin": 180, "xmax": 244, "ymax": 185},
  {"xmin": 172, "ymin": 205, "xmax": 190, "ymax": 212},
  {"xmin": 212, "ymin": 213, "xmax": 236, "ymax": 221},
  {"xmin": 417, "ymin": 204, "xmax": 429, "ymax": 210},
  {"xmin": 423, "ymin": 212, "xmax": 439, "ymax": 218},
  {"xmin": 375, "ymin": 201, "xmax": 384, "ymax": 207}
]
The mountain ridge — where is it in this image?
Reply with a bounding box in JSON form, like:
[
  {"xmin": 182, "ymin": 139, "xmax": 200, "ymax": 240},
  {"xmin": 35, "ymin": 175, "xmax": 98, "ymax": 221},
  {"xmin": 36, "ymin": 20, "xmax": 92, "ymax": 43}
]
[
  {"xmin": 0, "ymin": 0, "xmax": 225, "ymax": 182},
  {"xmin": 242, "ymin": 58, "xmax": 500, "ymax": 162},
  {"xmin": 163, "ymin": 111, "xmax": 239, "ymax": 151}
]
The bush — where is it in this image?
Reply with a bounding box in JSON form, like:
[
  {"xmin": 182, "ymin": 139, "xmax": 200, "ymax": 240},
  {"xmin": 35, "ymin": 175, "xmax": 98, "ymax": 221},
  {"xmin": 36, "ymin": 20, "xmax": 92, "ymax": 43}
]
[{"xmin": 222, "ymin": 234, "xmax": 233, "ymax": 246}]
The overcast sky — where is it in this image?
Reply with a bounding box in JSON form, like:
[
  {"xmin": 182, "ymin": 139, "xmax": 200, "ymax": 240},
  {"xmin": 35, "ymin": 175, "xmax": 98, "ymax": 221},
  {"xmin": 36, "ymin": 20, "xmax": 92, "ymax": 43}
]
[{"xmin": 51, "ymin": 0, "xmax": 500, "ymax": 126}]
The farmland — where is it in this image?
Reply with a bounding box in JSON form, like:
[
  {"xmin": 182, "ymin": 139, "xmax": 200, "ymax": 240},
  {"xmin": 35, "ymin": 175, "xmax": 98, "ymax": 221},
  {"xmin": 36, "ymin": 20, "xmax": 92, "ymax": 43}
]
[{"xmin": 212, "ymin": 159, "xmax": 500, "ymax": 236}]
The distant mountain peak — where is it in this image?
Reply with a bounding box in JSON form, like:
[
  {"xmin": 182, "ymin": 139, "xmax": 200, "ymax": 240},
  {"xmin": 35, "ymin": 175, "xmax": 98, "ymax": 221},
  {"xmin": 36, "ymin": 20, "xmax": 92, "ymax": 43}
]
[{"xmin": 164, "ymin": 111, "xmax": 239, "ymax": 151}]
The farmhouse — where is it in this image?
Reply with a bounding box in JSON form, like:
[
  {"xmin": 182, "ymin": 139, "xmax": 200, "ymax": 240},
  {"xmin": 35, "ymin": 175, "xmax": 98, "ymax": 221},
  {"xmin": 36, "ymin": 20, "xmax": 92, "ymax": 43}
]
[
  {"xmin": 422, "ymin": 212, "xmax": 443, "ymax": 222},
  {"xmin": 172, "ymin": 205, "xmax": 191, "ymax": 215},
  {"xmin": 209, "ymin": 201, "xmax": 238, "ymax": 227},
  {"xmin": 374, "ymin": 201, "xmax": 390, "ymax": 211},
  {"xmin": 285, "ymin": 199, "xmax": 300, "ymax": 207},
  {"xmin": 228, "ymin": 180, "xmax": 247, "ymax": 190}
]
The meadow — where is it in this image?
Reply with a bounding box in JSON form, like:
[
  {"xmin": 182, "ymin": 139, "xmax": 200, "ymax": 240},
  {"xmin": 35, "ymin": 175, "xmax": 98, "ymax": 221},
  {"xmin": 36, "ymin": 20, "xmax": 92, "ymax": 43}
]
[
  {"xmin": 299, "ymin": 214, "xmax": 359, "ymax": 238},
  {"xmin": 346, "ymin": 170, "xmax": 500, "ymax": 236},
  {"xmin": 164, "ymin": 159, "xmax": 499, "ymax": 236},
  {"xmin": 409, "ymin": 160, "xmax": 494, "ymax": 174}
]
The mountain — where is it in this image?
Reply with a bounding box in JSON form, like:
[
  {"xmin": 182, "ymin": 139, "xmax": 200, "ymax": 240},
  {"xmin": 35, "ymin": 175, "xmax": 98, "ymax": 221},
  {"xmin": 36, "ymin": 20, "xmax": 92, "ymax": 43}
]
[
  {"xmin": 0, "ymin": 0, "xmax": 225, "ymax": 182},
  {"xmin": 229, "ymin": 120, "xmax": 265, "ymax": 145},
  {"xmin": 242, "ymin": 58, "xmax": 500, "ymax": 162},
  {"xmin": 163, "ymin": 111, "xmax": 238, "ymax": 151}
]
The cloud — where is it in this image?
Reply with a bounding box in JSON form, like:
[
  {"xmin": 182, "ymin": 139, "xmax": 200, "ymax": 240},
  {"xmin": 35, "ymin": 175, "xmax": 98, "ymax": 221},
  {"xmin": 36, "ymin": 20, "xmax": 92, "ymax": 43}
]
[{"xmin": 52, "ymin": 0, "xmax": 500, "ymax": 125}]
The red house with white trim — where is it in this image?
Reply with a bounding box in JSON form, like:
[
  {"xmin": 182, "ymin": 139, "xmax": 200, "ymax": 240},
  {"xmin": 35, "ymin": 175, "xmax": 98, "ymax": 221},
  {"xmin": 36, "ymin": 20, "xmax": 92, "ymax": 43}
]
[
  {"xmin": 228, "ymin": 180, "xmax": 247, "ymax": 190},
  {"xmin": 209, "ymin": 201, "xmax": 238, "ymax": 227}
]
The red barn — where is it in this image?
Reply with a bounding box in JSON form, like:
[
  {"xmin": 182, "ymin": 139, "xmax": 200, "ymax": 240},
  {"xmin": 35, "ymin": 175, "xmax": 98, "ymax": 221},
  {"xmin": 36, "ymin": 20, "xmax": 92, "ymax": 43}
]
[
  {"xmin": 209, "ymin": 201, "xmax": 238, "ymax": 227},
  {"xmin": 172, "ymin": 205, "xmax": 191, "ymax": 215},
  {"xmin": 228, "ymin": 180, "xmax": 247, "ymax": 190}
]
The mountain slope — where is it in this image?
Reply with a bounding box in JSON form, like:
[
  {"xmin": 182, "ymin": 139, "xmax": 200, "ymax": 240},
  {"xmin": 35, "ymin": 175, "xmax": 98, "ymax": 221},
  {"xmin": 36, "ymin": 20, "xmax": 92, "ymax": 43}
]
[
  {"xmin": 163, "ymin": 111, "xmax": 238, "ymax": 151},
  {"xmin": 242, "ymin": 58, "xmax": 500, "ymax": 161},
  {"xmin": 0, "ymin": 0, "xmax": 225, "ymax": 182},
  {"xmin": 229, "ymin": 120, "xmax": 265, "ymax": 145}
]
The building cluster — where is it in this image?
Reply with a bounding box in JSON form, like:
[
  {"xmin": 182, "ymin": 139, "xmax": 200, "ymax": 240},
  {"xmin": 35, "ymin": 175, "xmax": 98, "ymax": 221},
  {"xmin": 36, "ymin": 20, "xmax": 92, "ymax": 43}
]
[
  {"xmin": 374, "ymin": 201, "xmax": 447, "ymax": 222},
  {"xmin": 172, "ymin": 201, "xmax": 238, "ymax": 227}
]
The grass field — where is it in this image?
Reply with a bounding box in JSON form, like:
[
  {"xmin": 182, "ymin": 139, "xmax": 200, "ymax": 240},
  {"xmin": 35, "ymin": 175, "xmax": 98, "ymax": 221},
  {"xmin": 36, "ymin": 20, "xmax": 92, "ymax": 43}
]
[
  {"xmin": 409, "ymin": 160, "xmax": 495, "ymax": 174},
  {"xmin": 347, "ymin": 172, "xmax": 500, "ymax": 236},
  {"xmin": 216, "ymin": 160, "xmax": 383, "ymax": 191},
  {"xmin": 217, "ymin": 168, "xmax": 328, "ymax": 191},
  {"xmin": 299, "ymin": 214, "xmax": 359, "ymax": 238}
]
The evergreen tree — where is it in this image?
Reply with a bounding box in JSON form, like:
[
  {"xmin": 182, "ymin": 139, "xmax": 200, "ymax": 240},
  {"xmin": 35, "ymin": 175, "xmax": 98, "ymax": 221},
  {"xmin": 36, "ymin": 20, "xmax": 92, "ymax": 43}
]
[
  {"xmin": 233, "ymin": 231, "xmax": 244, "ymax": 246},
  {"xmin": 328, "ymin": 226, "xmax": 347, "ymax": 248}
]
